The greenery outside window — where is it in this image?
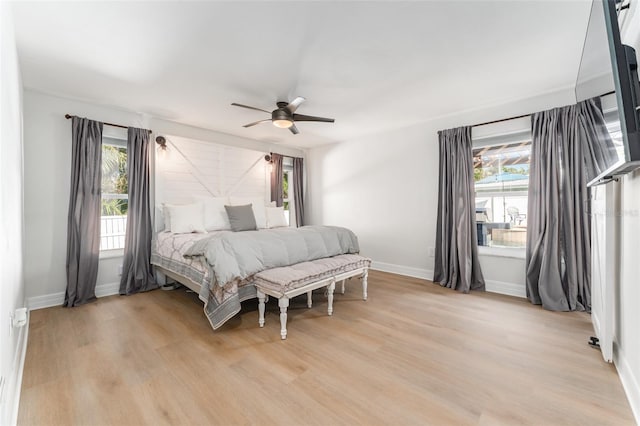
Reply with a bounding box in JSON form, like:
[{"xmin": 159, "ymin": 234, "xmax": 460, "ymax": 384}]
[
  {"xmin": 283, "ymin": 168, "xmax": 291, "ymax": 225},
  {"xmin": 100, "ymin": 138, "xmax": 128, "ymax": 251}
]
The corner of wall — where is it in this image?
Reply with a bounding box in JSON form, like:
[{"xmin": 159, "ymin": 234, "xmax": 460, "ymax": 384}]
[{"xmin": 0, "ymin": 2, "xmax": 28, "ymax": 425}]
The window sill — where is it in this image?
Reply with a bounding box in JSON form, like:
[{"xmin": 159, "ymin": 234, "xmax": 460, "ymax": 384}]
[
  {"xmin": 100, "ymin": 249, "xmax": 124, "ymax": 259},
  {"xmin": 478, "ymin": 246, "xmax": 525, "ymax": 259}
]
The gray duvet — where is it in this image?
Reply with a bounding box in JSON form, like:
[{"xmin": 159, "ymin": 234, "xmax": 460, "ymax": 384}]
[
  {"xmin": 182, "ymin": 225, "xmax": 360, "ymax": 330},
  {"xmin": 184, "ymin": 225, "xmax": 360, "ymax": 287}
]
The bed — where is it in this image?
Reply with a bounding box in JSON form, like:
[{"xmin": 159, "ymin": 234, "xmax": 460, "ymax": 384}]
[{"xmin": 150, "ymin": 225, "xmax": 360, "ymax": 330}]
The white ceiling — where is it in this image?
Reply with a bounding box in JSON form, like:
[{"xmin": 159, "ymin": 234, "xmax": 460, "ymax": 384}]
[{"xmin": 11, "ymin": 1, "xmax": 591, "ymax": 148}]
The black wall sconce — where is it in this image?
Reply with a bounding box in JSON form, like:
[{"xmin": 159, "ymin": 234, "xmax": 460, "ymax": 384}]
[
  {"xmin": 265, "ymin": 153, "xmax": 273, "ymax": 172},
  {"xmin": 156, "ymin": 135, "xmax": 167, "ymax": 150}
]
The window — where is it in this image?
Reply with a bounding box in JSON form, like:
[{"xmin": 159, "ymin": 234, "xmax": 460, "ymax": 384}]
[
  {"xmin": 282, "ymin": 156, "xmax": 294, "ymax": 226},
  {"xmin": 282, "ymin": 169, "xmax": 291, "ymax": 225},
  {"xmin": 473, "ymin": 139, "xmax": 531, "ymax": 248},
  {"xmin": 100, "ymin": 138, "xmax": 128, "ymax": 251}
]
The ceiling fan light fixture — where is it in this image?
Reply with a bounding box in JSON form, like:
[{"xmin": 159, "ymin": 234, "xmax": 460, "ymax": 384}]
[
  {"xmin": 232, "ymin": 97, "xmax": 334, "ymax": 135},
  {"xmin": 273, "ymin": 119, "xmax": 293, "ymax": 129}
]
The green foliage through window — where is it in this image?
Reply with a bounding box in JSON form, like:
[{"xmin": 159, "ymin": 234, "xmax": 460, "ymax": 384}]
[
  {"xmin": 283, "ymin": 172, "xmax": 289, "ymax": 200},
  {"xmin": 101, "ymin": 145, "xmax": 128, "ymax": 216}
]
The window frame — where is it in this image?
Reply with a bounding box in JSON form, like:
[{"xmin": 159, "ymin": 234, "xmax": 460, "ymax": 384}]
[
  {"xmin": 100, "ymin": 137, "xmax": 129, "ymax": 253},
  {"xmin": 473, "ymin": 132, "xmax": 531, "ymax": 255}
]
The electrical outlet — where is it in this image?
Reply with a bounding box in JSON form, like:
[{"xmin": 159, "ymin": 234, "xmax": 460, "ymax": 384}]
[
  {"xmin": 428, "ymin": 247, "xmax": 435, "ymax": 257},
  {"xmin": 117, "ymin": 264, "xmax": 123, "ymax": 276}
]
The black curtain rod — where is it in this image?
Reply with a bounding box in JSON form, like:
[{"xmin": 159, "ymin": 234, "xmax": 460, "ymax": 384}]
[
  {"xmin": 270, "ymin": 151, "xmax": 298, "ymax": 159},
  {"xmin": 470, "ymin": 90, "xmax": 616, "ymax": 128},
  {"xmin": 64, "ymin": 114, "xmax": 152, "ymax": 134}
]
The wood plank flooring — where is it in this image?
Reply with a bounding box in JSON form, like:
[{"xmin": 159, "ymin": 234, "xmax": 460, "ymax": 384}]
[{"xmin": 18, "ymin": 271, "xmax": 635, "ymax": 425}]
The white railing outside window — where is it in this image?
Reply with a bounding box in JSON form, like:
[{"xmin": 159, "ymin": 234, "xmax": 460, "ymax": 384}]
[
  {"xmin": 283, "ymin": 168, "xmax": 292, "ymax": 226},
  {"xmin": 100, "ymin": 215, "xmax": 127, "ymax": 251}
]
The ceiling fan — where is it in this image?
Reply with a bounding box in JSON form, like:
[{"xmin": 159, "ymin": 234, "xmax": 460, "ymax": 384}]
[{"xmin": 231, "ymin": 97, "xmax": 334, "ymax": 135}]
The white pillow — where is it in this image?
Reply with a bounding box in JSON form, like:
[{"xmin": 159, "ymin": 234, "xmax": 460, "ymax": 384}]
[
  {"xmin": 193, "ymin": 196, "xmax": 231, "ymax": 231},
  {"xmin": 229, "ymin": 196, "xmax": 268, "ymax": 229},
  {"xmin": 166, "ymin": 202, "xmax": 206, "ymax": 234},
  {"xmin": 266, "ymin": 206, "xmax": 288, "ymax": 228},
  {"xmin": 161, "ymin": 204, "xmax": 172, "ymax": 231}
]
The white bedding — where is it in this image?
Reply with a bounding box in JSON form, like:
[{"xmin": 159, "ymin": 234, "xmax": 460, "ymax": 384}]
[
  {"xmin": 151, "ymin": 231, "xmax": 213, "ymax": 293},
  {"xmin": 150, "ymin": 230, "xmax": 258, "ymax": 330}
]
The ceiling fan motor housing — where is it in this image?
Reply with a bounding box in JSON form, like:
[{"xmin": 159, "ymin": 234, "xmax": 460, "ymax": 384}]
[{"xmin": 272, "ymin": 108, "xmax": 292, "ymax": 121}]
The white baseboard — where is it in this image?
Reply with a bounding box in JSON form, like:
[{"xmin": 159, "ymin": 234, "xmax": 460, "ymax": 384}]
[
  {"xmin": 26, "ymin": 291, "xmax": 64, "ymax": 311},
  {"xmin": 5, "ymin": 311, "xmax": 29, "ymax": 426},
  {"xmin": 371, "ymin": 260, "xmax": 525, "ymax": 298},
  {"xmin": 484, "ymin": 279, "xmax": 526, "ymax": 298},
  {"xmin": 371, "ymin": 261, "xmax": 434, "ymax": 281},
  {"xmin": 27, "ymin": 282, "xmax": 120, "ymax": 310},
  {"xmin": 95, "ymin": 282, "xmax": 120, "ymax": 298},
  {"xmin": 614, "ymin": 346, "xmax": 640, "ymax": 424}
]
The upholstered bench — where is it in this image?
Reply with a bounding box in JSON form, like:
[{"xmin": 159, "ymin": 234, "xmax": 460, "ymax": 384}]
[{"xmin": 253, "ymin": 254, "xmax": 371, "ymax": 339}]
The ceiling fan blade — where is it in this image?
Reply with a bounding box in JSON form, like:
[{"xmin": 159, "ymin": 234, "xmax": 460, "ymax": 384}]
[
  {"xmin": 231, "ymin": 103, "xmax": 271, "ymax": 114},
  {"xmin": 289, "ymin": 124, "xmax": 300, "ymax": 135},
  {"xmin": 243, "ymin": 119, "xmax": 272, "ymax": 128},
  {"xmin": 285, "ymin": 97, "xmax": 306, "ymax": 113},
  {"xmin": 292, "ymin": 113, "xmax": 335, "ymax": 123}
]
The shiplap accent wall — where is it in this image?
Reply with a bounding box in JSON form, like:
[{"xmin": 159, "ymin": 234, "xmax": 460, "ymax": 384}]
[{"xmin": 155, "ymin": 135, "xmax": 269, "ymax": 225}]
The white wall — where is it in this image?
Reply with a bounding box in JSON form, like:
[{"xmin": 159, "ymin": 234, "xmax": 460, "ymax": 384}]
[
  {"xmin": 0, "ymin": 3, "xmax": 26, "ymax": 425},
  {"xmin": 615, "ymin": 1, "xmax": 640, "ymax": 420},
  {"xmin": 306, "ymin": 5, "xmax": 640, "ymax": 419},
  {"xmin": 306, "ymin": 87, "xmax": 574, "ymax": 294},
  {"xmin": 22, "ymin": 89, "xmax": 304, "ymax": 305}
]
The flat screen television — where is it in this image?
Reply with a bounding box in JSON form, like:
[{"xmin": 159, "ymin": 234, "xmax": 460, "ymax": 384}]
[{"xmin": 576, "ymin": 0, "xmax": 640, "ymax": 186}]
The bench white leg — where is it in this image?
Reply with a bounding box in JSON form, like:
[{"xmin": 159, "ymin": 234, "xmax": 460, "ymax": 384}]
[
  {"xmin": 362, "ymin": 269, "xmax": 368, "ymax": 301},
  {"xmin": 279, "ymin": 297, "xmax": 290, "ymax": 340},
  {"xmin": 327, "ymin": 280, "xmax": 335, "ymax": 316},
  {"xmin": 307, "ymin": 291, "xmax": 312, "ymax": 308},
  {"xmin": 341, "ymin": 279, "xmax": 346, "ymax": 295},
  {"xmin": 257, "ymin": 290, "xmax": 266, "ymax": 327}
]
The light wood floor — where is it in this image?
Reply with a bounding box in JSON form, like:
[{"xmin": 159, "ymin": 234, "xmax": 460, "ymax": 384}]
[{"xmin": 19, "ymin": 271, "xmax": 634, "ymax": 425}]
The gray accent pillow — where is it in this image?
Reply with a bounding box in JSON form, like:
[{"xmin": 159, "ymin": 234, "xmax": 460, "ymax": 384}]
[{"xmin": 224, "ymin": 204, "xmax": 257, "ymax": 232}]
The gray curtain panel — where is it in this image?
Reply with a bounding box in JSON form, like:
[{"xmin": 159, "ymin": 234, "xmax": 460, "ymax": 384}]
[
  {"xmin": 434, "ymin": 127, "xmax": 485, "ymax": 292},
  {"xmin": 526, "ymin": 98, "xmax": 609, "ymax": 311},
  {"xmin": 293, "ymin": 157, "xmax": 304, "ymax": 227},
  {"xmin": 64, "ymin": 117, "xmax": 103, "ymax": 307},
  {"xmin": 119, "ymin": 127, "xmax": 157, "ymax": 295},
  {"xmin": 577, "ymin": 98, "xmax": 618, "ymax": 182},
  {"xmin": 270, "ymin": 153, "xmax": 284, "ymax": 207}
]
